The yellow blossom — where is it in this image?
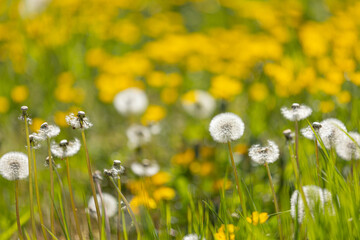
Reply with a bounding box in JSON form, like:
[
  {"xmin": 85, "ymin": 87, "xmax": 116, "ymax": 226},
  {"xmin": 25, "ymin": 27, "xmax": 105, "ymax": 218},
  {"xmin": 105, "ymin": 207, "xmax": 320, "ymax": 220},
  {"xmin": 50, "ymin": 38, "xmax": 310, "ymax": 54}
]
[
  {"xmin": 215, "ymin": 224, "xmax": 236, "ymax": 240},
  {"xmin": 11, "ymin": 85, "xmax": 29, "ymax": 103},
  {"xmin": 213, "ymin": 179, "xmax": 232, "ymax": 191},
  {"xmin": 54, "ymin": 111, "xmax": 69, "ymax": 127},
  {"xmin": 172, "ymin": 149, "xmax": 195, "ymax": 166},
  {"xmin": 246, "ymin": 211, "xmax": 269, "ymax": 225},
  {"xmin": 320, "ymin": 101, "xmax": 335, "ymax": 113},
  {"xmin": 161, "ymin": 88, "xmax": 178, "ymax": 104},
  {"xmin": 249, "ymin": 83, "xmax": 268, "ymax": 102},
  {"xmin": 151, "ymin": 172, "xmax": 171, "ymax": 186},
  {"xmin": 141, "ymin": 105, "xmax": 166, "ymax": 125},
  {"xmin": 0, "ymin": 97, "xmax": 10, "ymax": 113},
  {"xmin": 130, "ymin": 195, "xmax": 157, "ymax": 214},
  {"xmin": 336, "ymin": 91, "xmax": 351, "ymax": 104},
  {"xmin": 153, "ymin": 187, "xmax": 176, "ymax": 201},
  {"xmin": 209, "ymin": 75, "xmax": 242, "ymax": 100},
  {"xmin": 30, "ymin": 118, "xmax": 45, "ymax": 132}
]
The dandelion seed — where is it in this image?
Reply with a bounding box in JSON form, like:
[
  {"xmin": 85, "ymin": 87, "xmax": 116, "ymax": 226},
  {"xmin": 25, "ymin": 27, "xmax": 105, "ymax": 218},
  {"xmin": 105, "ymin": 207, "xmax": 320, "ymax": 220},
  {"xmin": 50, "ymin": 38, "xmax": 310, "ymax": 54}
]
[
  {"xmin": 66, "ymin": 111, "xmax": 93, "ymax": 129},
  {"xmin": 290, "ymin": 185, "xmax": 334, "ymax": 223},
  {"xmin": 183, "ymin": 233, "xmax": 206, "ymax": 240},
  {"xmin": 336, "ymin": 132, "xmax": 360, "ymax": 161},
  {"xmin": 182, "ymin": 90, "xmax": 216, "ymax": 119},
  {"xmin": 113, "ymin": 87, "xmax": 148, "ymax": 116},
  {"xmin": 51, "ymin": 139, "xmax": 81, "ymax": 158},
  {"xmin": 88, "ymin": 193, "xmax": 118, "ymax": 218},
  {"xmin": 319, "ymin": 118, "xmax": 347, "ymax": 149},
  {"xmin": 301, "ymin": 122, "xmax": 322, "ymax": 140},
  {"xmin": 131, "ymin": 159, "xmax": 159, "ymax": 177},
  {"xmin": 209, "ymin": 112, "xmax": 245, "ymax": 143},
  {"xmin": 281, "ymin": 103, "xmax": 312, "ymax": 121},
  {"xmin": 249, "ymin": 140, "xmax": 280, "ymax": 164},
  {"xmin": 36, "ymin": 122, "xmax": 60, "ymax": 140},
  {"xmin": 0, "ymin": 152, "xmax": 29, "ymax": 181},
  {"xmin": 127, "ymin": 124, "xmax": 151, "ymax": 149}
]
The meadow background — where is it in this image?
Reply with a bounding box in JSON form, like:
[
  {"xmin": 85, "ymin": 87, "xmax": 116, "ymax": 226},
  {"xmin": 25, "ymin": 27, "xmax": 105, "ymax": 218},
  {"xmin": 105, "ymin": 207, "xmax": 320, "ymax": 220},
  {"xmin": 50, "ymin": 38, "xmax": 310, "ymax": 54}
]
[{"xmin": 0, "ymin": 0, "xmax": 360, "ymax": 239}]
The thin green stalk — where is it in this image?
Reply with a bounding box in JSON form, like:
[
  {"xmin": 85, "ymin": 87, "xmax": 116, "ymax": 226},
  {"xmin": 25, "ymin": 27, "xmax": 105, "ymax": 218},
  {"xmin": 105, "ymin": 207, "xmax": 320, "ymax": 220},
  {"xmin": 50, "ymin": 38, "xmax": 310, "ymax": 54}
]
[
  {"xmin": 32, "ymin": 148, "xmax": 49, "ymax": 240},
  {"xmin": 265, "ymin": 162, "xmax": 283, "ymax": 240},
  {"xmin": 122, "ymin": 211, "xmax": 128, "ymax": 240},
  {"xmin": 47, "ymin": 138, "xmax": 55, "ymax": 236},
  {"xmin": 227, "ymin": 141, "xmax": 247, "ymax": 217},
  {"xmin": 65, "ymin": 157, "xmax": 83, "ymax": 240},
  {"xmin": 95, "ymin": 178, "xmax": 111, "ymax": 240},
  {"xmin": 24, "ymin": 115, "xmax": 36, "ymax": 239},
  {"xmin": 294, "ymin": 120, "xmax": 301, "ymax": 174},
  {"xmin": 314, "ymin": 139, "xmax": 321, "ymax": 186},
  {"xmin": 117, "ymin": 178, "xmax": 125, "ymax": 240},
  {"xmin": 15, "ymin": 180, "xmax": 24, "ymax": 240},
  {"xmin": 81, "ymin": 130, "xmax": 102, "ymax": 238},
  {"xmin": 109, "ymin": 176, "xmax": 141, "ymax": 240}
]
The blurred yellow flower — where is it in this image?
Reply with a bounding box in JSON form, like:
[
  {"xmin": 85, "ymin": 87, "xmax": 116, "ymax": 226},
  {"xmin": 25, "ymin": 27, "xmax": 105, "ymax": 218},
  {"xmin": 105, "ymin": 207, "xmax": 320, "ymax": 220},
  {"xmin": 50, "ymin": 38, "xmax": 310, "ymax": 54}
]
[
  {"xmin": 151, "ymin": 172, "xmax": 171, "ymax": 186},
  {"xmin": 336, "ymin": 91, "xmax": 351, "ymax": 104},
  {"xmin": 141, "ymin": 105, "xmax": 166, "ymax": 125},
  {"xmin": 234, "ymin": 144, "xmax": 248, "ymax": 155},
  {"xmin": 54, "ymin": 111, "xmax": 69, "ymax": 127},
  {"xmin": 320, "ymin": 101, "xmax": 335, "ymax": 113},
  {"xmin": 210, "ymin": 75, "xmax": 242, "ymax": 100},
  {"xmin": 215, "ymin": 224, "xmax": 236, "ymax": 240},
  {"xmin": 11, "ymin": 85, "xmax": 29, "ymax": 103},
  {"xmin": 246, "ymin": 211, "xmax": 269, "ymax": 225},
  {"xmin": 181, "ymin": 90, "xmax": 197, "ymax": 104},
  {"xmin": 172, "ymin": 149, "xmax": 195, "ymax": 166},
  {"xmin": 249, "ymin": 83, "xmax": 268, "ymax": 102},
  {"xmin": 213, "ymin": 179, "xmax": 232, "ymax": 191},
  {"xmin": 161, "ymin": 88, "xmax": 178, "ymax": 104},
  {"xmin": 190, "ymin": 161, "xmax": 213, "ymax": 176},
  {"xmin": 30, "ymin": 118, "xmax": 45, "ymax": 132},
  {"xmin": 153, "ymin": 187, "xmax": 176, "ymax": 201},
  {"xmin": 86, "ymin": 48, "xmax": 109, "ymax": 67},
  {"xmin": 147, "ymin": 71, "xmax": 166, "ymax": 87},
  {"xmin": 130, "ymin": 195, "xmax": 157, "ymax": 214},
  {"xmin": 0, "ymin": 96, "xmax": 10, "ymax": 113}
]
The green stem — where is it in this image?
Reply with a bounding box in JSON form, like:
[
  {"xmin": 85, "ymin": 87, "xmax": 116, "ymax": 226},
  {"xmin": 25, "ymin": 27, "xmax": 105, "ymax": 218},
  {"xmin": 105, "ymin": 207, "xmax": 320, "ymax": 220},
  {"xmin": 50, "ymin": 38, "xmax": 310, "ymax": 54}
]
[
  {"xmin": 95, "ymin": 179, "xmax": 111, "ymax": 240},
  {"xmin": 32, "ymin": 148, "xmax": 49, "ymax": 240},
  {"xmin": 315, "ymin": 139, "xmax": 321, "ymax": 186},
  {"xmin": 295, "ymin": 120, "xmax": 301, "ymax": 175},
  {"xmin": 227, "ymin": 141, "xmax": 247, "ymax": 217},
  {"xmin": 15, "ymin": 180, "xmax": 24, "ymax": 240},
  {"xmin": 24, "ymin": 116, "xmax": 36, "ymax": 239},
  {"xmin": 65, "ymin": 157, "xmax": 83, "ymax": 240},
  {"xmin": 265, "ymin": 162, "xmax": 283, "ymax": 240},
  {"xmin": 117, "ymin": 178, "xmax": 125, "ymax": 240},
  {"xmin": 81, "ymin": 130, "xmax": 102, "ymax": 238},
  {"xmin": 109, "ymin": 177, "xmax": 141, "ymax": 240},
  {"xmin": 46, "ymin": 138, "xmax": 55, "ymax": 236}
]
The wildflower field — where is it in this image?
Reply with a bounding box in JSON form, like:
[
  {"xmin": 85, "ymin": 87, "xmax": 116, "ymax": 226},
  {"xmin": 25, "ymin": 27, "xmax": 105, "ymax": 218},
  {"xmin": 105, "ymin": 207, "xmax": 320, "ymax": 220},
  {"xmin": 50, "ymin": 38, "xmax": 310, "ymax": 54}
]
[{"xmin": 1, "ymin": 0, "xmax": 360, "ymax": 239}]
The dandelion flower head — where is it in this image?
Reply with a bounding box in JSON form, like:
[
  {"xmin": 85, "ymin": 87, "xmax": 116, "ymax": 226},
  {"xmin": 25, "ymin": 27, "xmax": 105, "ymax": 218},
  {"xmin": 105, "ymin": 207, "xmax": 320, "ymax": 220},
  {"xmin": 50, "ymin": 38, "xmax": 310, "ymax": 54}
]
[
  {"xmin": 301, "ymin": 122, "xmax": 322, "ymax": 140},
  {"xmin": 66, "ymin": 111, "xmax": 93, "ymax": 129},
  {"xmin": 88, "ymin": 193, "xmax": 118, "ymax": 218},
  {"xmin": 131, "ymin": 159, "xmax": 160, "ymax": 177},
  {"xmin": 183, "ymin": 233, "xmax": 206, "ymax": 240},
  {"xmin": 104, "ymin": 160, "xmax": 125, "ymax": 178},
  {"xmin": 0, "ymin": 152, "xmax": 29, "ymax": 181},
  {"xmin": 281, "ymin": 103, "xmax": 312, "ymax": 121},
  {"xmin": 209, "ymin": 112, "xmax": 245, "ymax": 143},
  {"xmin": 248, "ymin": 140, "xmax": 280, "ymax": 164},
  {"xmin": 51, "ymin": 138, "xmax": 81, "ymax": 158},
  {"xmin": 126, "ymin": 124, "xmax": 151, "ymax": 149},
  {"xmin": 36, "ymin": 122, "xmax": 60, "ymax": 140},
  {"xmin": 182, "ymin": 90, "xmax": 216, "ymax": 119},
  {"xmin": 113, "ymin": 87, "xmax": 148, "ymax": 116},
  {"xmin": 319, "ymin": 118, "xmax": 347, "ymax": 149},
  {"xmin": 336, "ymin": 132, "xmax": 360, "ymax": 161},
  {"xmin": 18, "ymin": 105, "xmax": 32, "ymax": 125}
]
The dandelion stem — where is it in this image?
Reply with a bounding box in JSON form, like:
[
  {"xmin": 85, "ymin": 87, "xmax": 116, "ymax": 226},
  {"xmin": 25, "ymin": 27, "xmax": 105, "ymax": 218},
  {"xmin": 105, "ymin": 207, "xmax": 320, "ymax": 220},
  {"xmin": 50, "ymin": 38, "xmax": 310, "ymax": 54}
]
[
  {"xmin": 294, "ymin": 120, "xmax": 301, "ymax": 175},
  {"xmin": 109, "ymin": 176, "xmax": 141, "ymax": 240},
  {"xmin": 117, "ymin": 178, "xmax": 125, "ymax": 240},
  {"xmin": 24, "ymin": 115, "xmax": 36, "ymax": 239},
  {"xmin": 95, "ymin": 177, "xmax": 111, "ymax": 240},
  {"xmin": 314, "ymin": 139, "xmax": 321, "ymax": 186},
  {"xmin": 32, "ymin": 148, "xmax": 49, "ymax": 240},
  {"xmin": 15, "ymin": 180, "xmax": 24, "ymax": 240},
  {"xmin": 227, "ymin": 141, "xmax": 247, "ymax": 216},
  {"xmin": 81, "ymin": 130, "xmax": 102, "ymax": 238},
  {"xmin": 265, "ymin": 162, "xmax": 283, "ymax": 240},
  {"xmin": 46, "ymin": 138, "xmax": 55, "ymax": 236},
  {"xmin": 65, "ymin": 157, "xmax": 83, "ymax": 240}
]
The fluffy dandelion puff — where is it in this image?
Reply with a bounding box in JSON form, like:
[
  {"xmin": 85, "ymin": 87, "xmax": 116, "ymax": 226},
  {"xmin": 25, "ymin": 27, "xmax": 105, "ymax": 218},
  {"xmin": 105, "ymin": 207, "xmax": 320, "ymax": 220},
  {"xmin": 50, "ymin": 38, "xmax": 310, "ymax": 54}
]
[
  {"xmin": 126, "ymin": 124, "xmax": 151, "ymax": 149},
  {"xmin": 88, "ymin": 193, "xmax": 118, "ymax": 218},
  {"xmin": 290, "ymin": 185, "xmax": 334, "ymax": 223},
  {"xmin": 18, "ymin": 105, "xmax": 32, "ymax": 124},
  {"xmin": 182, "ymin": 90, "xmax": 216, "ymax": 119},
  {"xmin": 104, "ymin": 160, "xmax": 125, "ymax": 178},
  {"xmin": 249, "ymin": 140, "xmax": 280, "ymax": 164},
  {"xmin": 0, "ymin": 152, "xmax": 29, "ymax": 181},
  {"xmin": 301, "ymin": 122, "xmax": 322, "ymax": 140},
  {"xmin": 66, "ymin": 111, "xmax": 93, "ymax": 130},
  {"xmin": 36, "ymin": 122, "xmax": 60, "ymax": 140},
  {"xmin": 281, "ymin": 103, "xmax": 312, "ymax": 121},
  {"xmin": 113, "ymin": 87, "xmax": 148, "ymax": 116},
  {"xmin": 336, "ymin": 132, "xmax": 360, "ymax": 161},
  {"xmin": 28, "ymin": 134, "xmax": 41, "ymax": 149},
  {"xmin": 131, "ymin": 159, "xmax": 160, "ymax": 177},
  {"xmin": 319, "ymin": 118, "xmax": 347, "ymax": 149},
  {"xmin": 183, "ymin": 234, "xmax": 206, "ymax": 240},
  {"xmin": 51, "ymin": 139, "xmax": 81, "ymax": 158},
  {"xmin": 209, "ymin": 112, "xmax": 245, "ymax": 143}
]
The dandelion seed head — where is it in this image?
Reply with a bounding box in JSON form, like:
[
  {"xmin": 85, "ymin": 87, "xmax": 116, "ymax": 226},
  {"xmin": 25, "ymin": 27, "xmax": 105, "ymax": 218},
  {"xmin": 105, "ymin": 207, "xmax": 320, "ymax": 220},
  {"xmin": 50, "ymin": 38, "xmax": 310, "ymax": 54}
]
[
  {"xmin": 126, "ymin": 124, "xmax": 151, "ymax": 149},
  {"xmin": 18, "ymin": 106, "xmax": 32, "ymax": 124},
  {"xmin": 290, "ymin": 185, "xmax": 334, "ymax": 223},
  {"xmin": 0, "ymin": 152, "xmax": 29, "ymax": 181},
  {"xmin": 66, "ymin": 112, "xmax": 93, "ymax": 130},
  {"xmin": 182, "ymin": 90, "xmax": 216, "ymax": 119},
  {"xmin": 283, "ymin": 129, "xmax": 294, "ymax": 142},
  {"xmin": 88, "ymin": 193, "xmax": 118, "ymax": 218},
  {"xmin": 36, "ymin": 122, "xmax": 60, "ymax": 140},
  {"xmin": 281, "ymin": 103, "xmax": 312, "ymax": 121},
  {"xmin": 319, "ymin": 118, "xmax": 347, "ymax": 149},
  {"xmin": 248, "ymin": 140, "xmax": 279, "ymax": 164},
  {"xmin": 336, "ymin": 132, "xmax": 360, "ymax": 161},
  {"xmin": 131, "ymin": 159, "xmax": 160, "ymax": 177},
  {"xmin": 209, "ymin": 113, "xmax": 245, "ymax": 143},
  {"xmin": 113, "ymin": 88, "xmax": 148, "ymax": 116},
  {"xmin": 183, "ymin": 234, "xmax": 205, "ymax": 240},
  {"xmin": 28, "ymin": 134, "xmax": 41, "ymax": 149},
  {"xmin": 51, "ymin": 138, "xmax": 81, "ymax": 158}
]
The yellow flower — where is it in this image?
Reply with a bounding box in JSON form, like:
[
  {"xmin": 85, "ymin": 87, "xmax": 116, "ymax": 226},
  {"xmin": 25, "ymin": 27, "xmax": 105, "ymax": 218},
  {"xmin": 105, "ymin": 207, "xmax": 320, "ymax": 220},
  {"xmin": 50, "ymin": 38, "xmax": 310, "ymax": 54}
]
[
  {"xmin": 153, "ymin": 187, "xmax": 176, "ymax": 201},
  {"xmin": 215, "ymin": 224, "xmax": 236, "ymax": 240},
  {"xmin": 181, "ymin": 90, "xmax": 197, "ymax": 104},
  {"xmin": 130, "ymin": 195, "xmax": 157, "ymax": 214},
  {"xmin": 234, "ymin": 144, "xmax": 248, "ymax": 155},
  {"xmin": 54, "ymin": 111, "xmax": 69, "ymax": 127},
  {"xmin": 209, "ymin": 75, "xmax": 242, "ymax": 100},
  {"xmin": 151, "ymin": 172, "xmax": 171, "ymax": 186},
  {"xmin": 171, "ymin": 149, "xmax": 195, "ymax": 166},
  {"xmin": 11, "ymin": 85, "xmax": 29, "ymax": 103},
  {"xmin": 249, "ymin": 83, "xmax": 268, "ymax": 102},
  {"xmin": 141, "ymin": 105, "xmax": 166, "ymax": 125},
  {"xmin": 147, "ymin": 71, "xmax": 166, "ymax": 87},
  {"xmin": 161, "ymin": 88, "xmax": 178, "ymax": 104},
  {"xmin": 86, "ymin": 48, "xmax": 109, "ymax": 67},
  {"xmin": 0, "ymin": 96, "xmax": 10, "ymax": 113},
  {"xmin": 213, "ymin": 179, "xmax": 232, "ymax": 191},
  {"xmin": 30, "ymin": 118, "xmax": 45, "ymax": 132},
  {"xmin": 319, "ymin": 101, "xmax": 335, "ymax": 113},
  {"xmin": 336, "ymin": 91, "xmax": 351, "ymax": 104},
  {"xmin": 246, "ymin": 211, "xmax": 269, "ymax": 225}
]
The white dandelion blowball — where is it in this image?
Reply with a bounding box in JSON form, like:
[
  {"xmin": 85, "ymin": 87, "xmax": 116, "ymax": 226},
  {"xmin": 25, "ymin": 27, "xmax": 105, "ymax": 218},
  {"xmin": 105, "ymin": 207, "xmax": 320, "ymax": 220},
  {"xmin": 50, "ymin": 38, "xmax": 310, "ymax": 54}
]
[
  {"xmin": 0, "ymin": 152, "xmax": 29, "ymax": 181},
  {"xmin": 181, "ymin": 90, "xmax": 216, "ymax": 119},
  {"xmin": 114, "ymin": 87, "xmax": 148, "ymax": 116},
  {"xmin": 88, "ymin": 193, "xmax": 118, "ymax": 218},
  {"xmin": 209, "ymin": 112, "xmax": 245, "ymax": 143},
  {"xmin": 183, "ymin": 233, "xmax": 206, "ymax": 240},
  {"xmin": 290, "ymin": 185, "xmax": 334, "ymax": 223},
  {"xmin": 51, "ymin": 138, "xmax": 81, "ymax": 158},
  {"xmin": 319, "ymin": 118, "xmax": 347, "ymax": 149},
  {"xmin": 248, "ymin": 140, "xmax": 280, "ymax": 164},
  {"xmin": 336, "ymin": 132, "xmax": 360, "ymax": 161},
  {"xmin": 131, "ymin": 159, "xmax": 160, "ymax": 177},
  {"xmin": 66, "ymin": 111, "xmax": 93, "ymax": 130},
  {"xmin": 126, "ymin": 124, "xmax": 151, "ymax": 149},
  {"xmin": 36, "ymin": 122, "xmax": 60, "ymax": 140},
  {"xmin": 281, "ymin": 103, "xmax": 312, "ymax": 121},
  {"xmin": 301, "ymin": 122, "xmax": 322, "ymax": 140}
]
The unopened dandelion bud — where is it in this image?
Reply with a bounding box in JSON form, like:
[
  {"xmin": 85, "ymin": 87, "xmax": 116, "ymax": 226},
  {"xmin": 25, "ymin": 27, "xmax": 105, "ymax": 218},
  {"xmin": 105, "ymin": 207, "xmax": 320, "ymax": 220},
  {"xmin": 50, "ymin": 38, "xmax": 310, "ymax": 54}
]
[
  {"xmin": 283, "ymin": 129, "xmax": 293, "ymax": 142},
  {"xmin": 21, "ymin": 105, "xmax": 28, "ymax": 115},
  {"xmin": 93, "ymin": 170, "xmax": 103, "ymax": 182},
  {"xmin": 113, "ymin": 160, "xmax": 121, "ymax": 168}
]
